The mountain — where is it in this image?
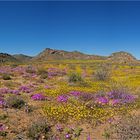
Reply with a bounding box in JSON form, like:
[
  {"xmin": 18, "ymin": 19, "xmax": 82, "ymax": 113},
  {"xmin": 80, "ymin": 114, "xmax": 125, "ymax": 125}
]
[
  {"xmin": 32, "ymin": 48, "xmax": 106, "ymax": 61},
  {"xmin": 13, "ymin": 54, "xmax": 33, "ymax": 62},
  {"xmin": 0, "ymin": 49, "xmax": 139, "ymax": 64},
  {"xmin": 107, "ymin": 51, "xmax": 137, "ymax": 64},
  {"xmin": 0, "ymin": 53, "xmax": 19, "ymax": 63},
  {"xmin": 32, "ymin": 48, "xmax": 139, "ymax": 64}
]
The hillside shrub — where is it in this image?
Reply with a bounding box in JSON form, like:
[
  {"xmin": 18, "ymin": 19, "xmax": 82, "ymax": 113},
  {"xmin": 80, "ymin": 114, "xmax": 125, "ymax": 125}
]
[
  {"xmin": 2, "ymin": 74, "xmax": 11, "ymax": 80},
  {"xmin": 26, "ymin": 65, "xmax": 36, "ymax": 74},
  {"xmin": 94, "ymin": 66, "xmax": 110, "ymax": 81},
  {"xmin": 6, "ymin": 95, "xmax": 25, "ymax": 109},
  {"xmin": 27, "ymin": 118, "xmax": 52, "ymax": 140},
  {"xmin": 68, "ymin": 72, "xmax": 83, "ymax": 83},
  {"xmin": 106, "ymin": 115, "xmax": 140, "ymax": 140},
  {"xmin": 37, "ymin": 69, "xmax": 48, "ymax": 79}
]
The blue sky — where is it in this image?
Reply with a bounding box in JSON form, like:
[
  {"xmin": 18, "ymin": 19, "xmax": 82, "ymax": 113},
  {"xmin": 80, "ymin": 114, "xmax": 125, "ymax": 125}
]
[{"xmin": 0, "ymin": 1, "xmax": 140, "ymax": 58}]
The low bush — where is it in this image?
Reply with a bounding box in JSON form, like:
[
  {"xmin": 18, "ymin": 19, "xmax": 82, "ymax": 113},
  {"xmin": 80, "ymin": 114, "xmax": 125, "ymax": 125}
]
[
  {"xmin": 0, "ymin": 114, "xmax": 8, "ymax": 120},
  {"xmin": 27, "ymin": 118, "xmax": 52, "ymax": 140},
  {"xmin": 37, "ymin": 69, "xmax": 48, "ymax": 79},
  {"xmin": 26, "ymin": 66, "xmax": 36, "ymax": 74},
  {"xmin": 6, "ymin": 95, "xmax": 25, "ymax": 109},
  {"xmin": 106, "ymin": 115, "xmax": 140, "ymax": 140},
  {"xmin": 68, "ymin": 72, "xmax": 83, "ymax": 83},
  {"xmin": 2, "ymin": 74, "xmax": 11, "ymax": 80},
  {"xmin": 94, "ymin": 66, "xmax": 110, "ymax": 81}
]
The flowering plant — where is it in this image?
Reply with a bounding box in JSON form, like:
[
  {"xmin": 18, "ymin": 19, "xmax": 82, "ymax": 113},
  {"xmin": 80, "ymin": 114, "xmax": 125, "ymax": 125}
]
[{"xmin": 31, "ymin": 93, "xmax": 47, "ymax": 100}]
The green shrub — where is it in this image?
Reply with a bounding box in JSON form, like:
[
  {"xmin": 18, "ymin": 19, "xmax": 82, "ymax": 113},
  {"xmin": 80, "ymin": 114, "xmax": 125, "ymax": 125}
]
[
  {"xmin": 68, "ymin": 73, "xmax": 83, "ymax": 83},
  {"xmin": 73, "ymin": 127, "xmax": 83, "ymax": 137},
  {"xmin": 102, "ymin": 130, "xmax": 110, "ymax": 140},
  {"xmin": 109, "ymin": 80, "xmax": 131, "ymax": 94},
  {"xmin": 37, "ymin": 69, "xmax": 48, "ymax": 79},
  {"xmin": 94, "ymin": 66, "xmax": 110, "ymax": 81},
  {"xmin": 6, "ymin": 95, "xmax": 25, "ymax": 109},
  {"xmin": 24, "ymin": 103, "xmax": 33, "ymax": 113},
  {"xmin": 26, "ymin": 65, "xmax": 36, "ymax": 74},
  {"xmin": 27, "ymin": 118, "xmax": 52, "ymax": 140},
  {"xmin": 2, "ymin": 74, "xmax": 11, "ymax": 80},
  {"xmin": 0, "ymin": 131, "xmax": 8, "ymax": 137},
  {"xmin": 0, "ymin": 114, "xmax": 8, "ymax": 120},
  {"xmin": 10, "ymin": 64, "xmax": 19, "ymax": 68},
  {"xmin": 106, "ymin": 115, "xmax": 140, "ymax": 140}
]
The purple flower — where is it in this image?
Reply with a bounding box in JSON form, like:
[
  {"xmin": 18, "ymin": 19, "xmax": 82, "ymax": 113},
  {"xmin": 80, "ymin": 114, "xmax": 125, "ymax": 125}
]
[
  {"xmin": 31, "ymin": 93, "xmax": 47, "ymax": 100},
  {"xmin": 107, "ymin": 91, "xmax": 136, "ymax": 105},
  {"xmin": 55, "ymin": 136, "xmax": 60, "ymax": 140},
  {"xmin": 96, "ymin": 97, "xmax": 109, "ymax": 104},
  {"xmin": 107, "ymin": 91, "xmax": 115, "ymax": 98},
  {"xmin": 111, "ymin": 99, "xmax": 120, "ymax": 106},
  {"xmin": 0, "ymin": 124, "xmax": 5, "ymax": 131},
  {"xmin": 0, "ymin": 88, "xmax": 20, "ymax": 95},
  {"xmin": 86, "ymin": 135, "xmax": 91, "ymax": 140},
  {"xmin": 19, "ymin": 86, "xmax": 32, "ymax": 93},
  {"xmin": 122, "ymin": 94, "xmax": 135, "ymax": 103},
  {"xmin": 69, "ymin": 91, "xmax": 81, "ymax": 97},
  {"xmin": 108, "ymin": 118, "xmax": 114, "ymax": 123},
  {"xmin": 79, "ymin": 92, "xmax": 94, "ymax": 101},
  {"xmin": 57, "ymin": 95, "xmax": 68, "ymax": 102},
  {"xmin": 0, "ymin": 88, "xmax": 9, "ymax": 94},
  {"xmin": 44, "ymin": 85, "xmax": 52, "ymax": 89},
  {"xmin": 65, "ymin": 134, "xmax": 71, "ymax": 139},
  {"xmin": 9, "ymin": 89, "xmax": 20, "ymax": 95},
  {"xmin": 56, "ymin": 124, "xmax": 63, "ymax": 132},
  {"xmin": 47, "ymin": 68, "xmax": 67, "ymax": 77},
  {"xmin": 31, "ymin": 73, "xmax": 37, "ymax": 78},
  {"xmin": 0, "ymin": 97, "xmax": 5, "ymax": 106}
]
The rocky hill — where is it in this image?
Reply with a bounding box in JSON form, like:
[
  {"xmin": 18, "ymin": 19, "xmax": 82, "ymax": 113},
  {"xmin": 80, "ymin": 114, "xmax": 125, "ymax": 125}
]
[
  {"xmin": 32, "ymin": 48, "xmax": 106, "ymax": 61},
  {"xmin": 0, "ymin": 49, "xmax": 139, "ymax": 64},
  {"xmin": 107, "ymin": 51, "xmax": 137, "ymax": 64},
  {"xmin": 0, "ymin": 53, "xmax": 19, "ymax": 63},
  {"xmin": 13, "ymin": 54, "xmax": 33, "ymax": 62}
]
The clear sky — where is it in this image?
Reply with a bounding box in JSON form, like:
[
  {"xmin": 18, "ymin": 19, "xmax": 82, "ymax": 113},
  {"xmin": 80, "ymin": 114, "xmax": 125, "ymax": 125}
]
[{"xmin": 0, "ymin": 1, "xmax": 140, "ymax": 58}]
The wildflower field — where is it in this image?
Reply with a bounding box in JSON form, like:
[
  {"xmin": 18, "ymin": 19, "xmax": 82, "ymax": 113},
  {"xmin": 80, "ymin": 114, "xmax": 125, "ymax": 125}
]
[{"xmin": 0, "ymin": 60, "xmax": 140, "ymax": 140}]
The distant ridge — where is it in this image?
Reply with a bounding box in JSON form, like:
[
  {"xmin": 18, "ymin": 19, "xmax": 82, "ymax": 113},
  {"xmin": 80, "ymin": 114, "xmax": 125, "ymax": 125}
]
[
  {"xmin": 0, "ymin": 48, "xmax": 139, "ymax": 64},
  {"xmin": 32, "ymin": 48, "xmax": 138, "ymax": 64},
  {"xmin": 32, "ymin": 48, "xmax": 106, "ymax": 61},
  {"xmin": 0, "ymin": 53, "xmax": 19, "ymax": 63},
  {"xmin": 13, "ymin": 54, "xmax": 33, "ymax": 62}
]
